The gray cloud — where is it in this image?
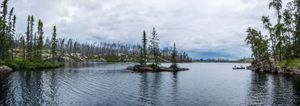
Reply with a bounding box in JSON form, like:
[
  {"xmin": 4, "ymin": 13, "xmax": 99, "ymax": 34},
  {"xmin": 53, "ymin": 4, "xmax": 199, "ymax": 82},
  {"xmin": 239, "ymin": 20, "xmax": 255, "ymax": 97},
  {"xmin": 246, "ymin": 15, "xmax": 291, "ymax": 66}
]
[{"xmin": 9, "ymin": 0, "xmax": 292, "ymax": 59}]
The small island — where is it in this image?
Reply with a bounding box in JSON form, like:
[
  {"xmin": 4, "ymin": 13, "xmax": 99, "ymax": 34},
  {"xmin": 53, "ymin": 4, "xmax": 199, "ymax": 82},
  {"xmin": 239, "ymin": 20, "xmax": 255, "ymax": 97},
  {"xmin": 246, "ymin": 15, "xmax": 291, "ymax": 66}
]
[{"xmin": 127, "ymin": 28, "xmax": 189, "ymax": 72}]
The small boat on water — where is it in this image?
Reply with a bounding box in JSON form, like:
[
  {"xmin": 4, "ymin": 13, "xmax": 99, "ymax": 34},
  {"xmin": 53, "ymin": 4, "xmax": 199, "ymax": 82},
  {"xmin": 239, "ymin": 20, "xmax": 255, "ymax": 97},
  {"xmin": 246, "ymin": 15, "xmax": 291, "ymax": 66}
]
[{"xmin": 233, "ymin": 65, "xmax": 246, "ymax": 70}]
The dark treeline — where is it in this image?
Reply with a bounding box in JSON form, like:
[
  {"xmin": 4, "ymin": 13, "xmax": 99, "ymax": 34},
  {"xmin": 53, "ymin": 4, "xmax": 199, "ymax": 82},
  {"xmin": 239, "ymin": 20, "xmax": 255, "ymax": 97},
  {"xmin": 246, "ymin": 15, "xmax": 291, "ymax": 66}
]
[
  {"xmin": 192, "ymin": 58, "xmax": 249, "ymax": 63},
  {"xmin": 246, "ymin": 0, "xmax": 300, "ymax": 70}
]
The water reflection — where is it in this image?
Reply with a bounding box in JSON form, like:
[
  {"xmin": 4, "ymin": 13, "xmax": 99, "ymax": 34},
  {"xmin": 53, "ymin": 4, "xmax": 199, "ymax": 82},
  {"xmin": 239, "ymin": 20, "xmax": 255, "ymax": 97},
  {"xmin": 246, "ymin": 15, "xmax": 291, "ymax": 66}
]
[
  {"xmin": 170, "ymin": 72, "xmax": 178, "ymax": 104},
  {"xmin": 137, "ymin": 72, "xmax": 163, "ymax": 105},
  {"xmin": 0, "ymin": 74, "xmax": 9, "ymax": 104},
  {"xmin": 247, "ymin": 72, "xmax": 270, "ymax": 105},
  {"xmin": 138, "ymin": 73, "xmax": 149, "ymax": 105},
  {"xmin": 2, "ymin": 63, "xmax": 300, "ymax": 105},
  {"xmin": 291, "ymin": 76, "xmax": 300, "ymax": 104},
  {"xmin": 247, "ymin": 72, "xmax": 300, "ymax": 105}
]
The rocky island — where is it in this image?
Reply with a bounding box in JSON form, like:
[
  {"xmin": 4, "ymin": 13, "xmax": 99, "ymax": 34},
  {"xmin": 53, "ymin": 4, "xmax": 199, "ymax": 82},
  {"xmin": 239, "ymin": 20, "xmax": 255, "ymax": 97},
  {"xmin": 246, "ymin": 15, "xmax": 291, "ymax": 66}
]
[
  {"xmin": 127, "ymin": 65, "xmax": 189, "ymax": 72},
  {"xmin": 126, "ymin": 29, "xmax": 189, "ymax": 72}
]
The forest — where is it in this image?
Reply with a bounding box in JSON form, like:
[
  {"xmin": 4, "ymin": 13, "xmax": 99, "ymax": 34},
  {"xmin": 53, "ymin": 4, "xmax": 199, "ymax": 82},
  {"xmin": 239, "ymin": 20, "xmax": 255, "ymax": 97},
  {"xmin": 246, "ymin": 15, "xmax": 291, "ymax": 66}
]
[
  {"xmin": 0, "ymin": 0, "xmax": 191, "ymax": 70},
  {"xmin": 246, "ymin": 0, "xmax": 300, "ymax": 71}
]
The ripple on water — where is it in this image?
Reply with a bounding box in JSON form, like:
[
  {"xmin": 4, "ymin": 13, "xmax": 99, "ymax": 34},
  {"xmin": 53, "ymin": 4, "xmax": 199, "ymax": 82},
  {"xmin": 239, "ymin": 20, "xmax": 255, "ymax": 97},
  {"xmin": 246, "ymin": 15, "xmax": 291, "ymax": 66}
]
[{"xmin": 2, "ymin": 63, "xmax": 300, "ymax": 105}]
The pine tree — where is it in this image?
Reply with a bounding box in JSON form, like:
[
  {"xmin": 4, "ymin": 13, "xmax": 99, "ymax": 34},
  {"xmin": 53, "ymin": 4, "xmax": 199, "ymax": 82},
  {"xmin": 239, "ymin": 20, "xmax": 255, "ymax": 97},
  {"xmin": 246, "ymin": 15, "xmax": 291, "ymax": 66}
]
[
  {"xmin": 295, "ymin": 0, "xmax": 300, "ymax": 57},
  {"xmin": 170, "ymin": 42, "xmax": 178, "ymax": 70},
  {"xmin": 51, "ymin": 26, "xmax": 57, "ymax": 60},
  {"xmin": 11, "ymin": 14, "xmax": 16, "ymax": 60},
  {"xmin": 149, "ymin": 27, "xmax": 160, "ymax": 68},
  {"xmin": 0, "ymin": 0, "xmax": 9, "ymax": 61},
  {"xmin": 140, "ymin": 30, "xmax": 147, "ymax": 66},
  {"xmin": 37, "ymin": 19, "xmax": 44, "ymax": 60},
  {"xmin": 26, "ymin": 16, "xmax": 31, "ymax": 60},
  {"xmin": 20, "ymin": 36, "xmax": 26, "ymax": 59},
  {"xmin": 33, "ymin": 33, "xmax": 37, "ymax": 60}
]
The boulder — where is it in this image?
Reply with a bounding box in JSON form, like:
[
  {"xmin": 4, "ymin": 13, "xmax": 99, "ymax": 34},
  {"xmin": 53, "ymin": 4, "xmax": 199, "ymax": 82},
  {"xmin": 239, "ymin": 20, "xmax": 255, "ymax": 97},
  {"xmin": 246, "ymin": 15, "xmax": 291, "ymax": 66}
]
[
  {"xmin": 0, "ymin": 65, "xmax": 13, "ymax": 73},
  {"xmin": 126, "ymin": 66, "xmax": 135, "ymax": 70},
  {"xmin": 98, "ymin": 58, "xmax": 107, "ymax": 62},
  {"xmin": 139, "ymin": 67, "xmax": 153, "ymax": 71},
  {"xmin": 293, "ymin": 70, "xmax": 300, "ymax": 75},
  {"xmin": 159, "ymin": 67, "xmax": 174, "ymax": 71}
]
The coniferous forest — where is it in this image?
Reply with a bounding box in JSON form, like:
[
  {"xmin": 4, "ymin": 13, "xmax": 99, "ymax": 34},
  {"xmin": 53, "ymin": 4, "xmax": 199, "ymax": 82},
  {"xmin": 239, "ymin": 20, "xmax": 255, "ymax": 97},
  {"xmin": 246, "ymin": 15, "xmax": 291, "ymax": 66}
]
[{"xmin": 0, "ymin": 0, "xmax": 191, "ymax": 70}]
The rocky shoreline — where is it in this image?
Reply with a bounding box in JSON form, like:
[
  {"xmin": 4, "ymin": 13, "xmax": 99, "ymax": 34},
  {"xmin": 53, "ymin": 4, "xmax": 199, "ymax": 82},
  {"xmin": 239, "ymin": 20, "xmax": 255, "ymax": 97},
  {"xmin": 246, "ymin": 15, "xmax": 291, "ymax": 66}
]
[
  {"xmin": 248, "ymin": 62, "xmax": 300, "ymax": 75},
  {"xmin": 127, "ymin": 65, "xmax": 189, "ymax": 72},
  {"xmin": 0, "ymin": 65, "xmax": 13, "ymax": 74}
]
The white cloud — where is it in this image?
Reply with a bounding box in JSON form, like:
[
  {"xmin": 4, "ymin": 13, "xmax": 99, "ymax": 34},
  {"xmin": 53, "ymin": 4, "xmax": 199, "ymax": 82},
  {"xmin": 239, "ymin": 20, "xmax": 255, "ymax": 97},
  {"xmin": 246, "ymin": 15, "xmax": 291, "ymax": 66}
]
[{"xmin": 9, "ymin": 0, "xmax": 293, "ymax": 59}]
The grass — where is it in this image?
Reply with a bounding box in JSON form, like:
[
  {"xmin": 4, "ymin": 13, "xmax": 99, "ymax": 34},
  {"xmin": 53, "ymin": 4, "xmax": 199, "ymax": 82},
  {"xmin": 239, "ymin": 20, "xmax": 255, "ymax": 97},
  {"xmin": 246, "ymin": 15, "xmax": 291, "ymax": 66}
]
[
  {"xmin": 277, "ymin": 58, "xmax": 300, "ymax": 70},
  {"xmin": 2, "ymin": 58, "xmax": 64, "ymax": 70}
]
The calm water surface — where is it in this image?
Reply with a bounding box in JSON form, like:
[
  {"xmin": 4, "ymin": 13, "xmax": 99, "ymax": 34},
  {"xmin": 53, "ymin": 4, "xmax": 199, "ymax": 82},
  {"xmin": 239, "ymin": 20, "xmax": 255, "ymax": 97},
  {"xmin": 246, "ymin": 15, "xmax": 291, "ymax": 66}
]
[{"xmin": 1, "ymin": 63, "xmax": 300, "ymax": 105}]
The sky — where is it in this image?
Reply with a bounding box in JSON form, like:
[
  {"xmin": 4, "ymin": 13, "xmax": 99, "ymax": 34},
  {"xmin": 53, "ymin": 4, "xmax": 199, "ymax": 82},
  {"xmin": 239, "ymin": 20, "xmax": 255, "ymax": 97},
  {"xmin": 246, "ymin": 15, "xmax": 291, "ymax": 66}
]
[{"xmin": 9, "ymin": 0, "xmax": 292, "ymax": 59}]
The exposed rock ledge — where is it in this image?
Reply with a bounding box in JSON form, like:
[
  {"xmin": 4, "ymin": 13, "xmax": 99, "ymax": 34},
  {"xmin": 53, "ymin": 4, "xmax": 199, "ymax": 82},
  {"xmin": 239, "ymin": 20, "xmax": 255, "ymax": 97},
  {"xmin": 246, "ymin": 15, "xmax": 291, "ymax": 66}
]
[
  {"xmin": 248, "ymin": 62, "xmax": 300, "ymax": 75},
  {"xmin": 0, "ymin": 65, "xmax": 13, "ymax": 73},
  {"xmin": 127, "ymin": 65, "xmax": 189, "ymax": 72}
]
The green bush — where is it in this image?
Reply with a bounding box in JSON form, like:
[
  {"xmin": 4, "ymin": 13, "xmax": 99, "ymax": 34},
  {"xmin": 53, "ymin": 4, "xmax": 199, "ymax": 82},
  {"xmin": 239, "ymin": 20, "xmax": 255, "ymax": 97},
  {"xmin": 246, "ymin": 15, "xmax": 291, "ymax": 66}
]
[
  {"xmin": 169, "ymin": 64, "xmax": 178, "ymax": 70},
  {"xmin": 277, "ymin": 58, "xmax": 300, "ymax": 70},
  {"xmin": 4, "ymin": 58, "xmax": 64, "ymax": 70}
]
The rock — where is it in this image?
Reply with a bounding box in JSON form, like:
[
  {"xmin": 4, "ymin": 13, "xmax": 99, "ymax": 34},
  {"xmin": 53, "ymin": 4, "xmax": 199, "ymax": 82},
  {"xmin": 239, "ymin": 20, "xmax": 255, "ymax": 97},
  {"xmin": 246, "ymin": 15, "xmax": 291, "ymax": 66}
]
[
  {"xmin": 139, "ymin": 67, "xmax": 153, "ymax": 71},
  {"xmin": 159, "ymin": 67, "xmax": 174, "ymax": 71},
  {"xmin": 99, "ymin": 58, "xmax": 107, "ymax": 62},
  {"xmin": 178, "ymin": 68, "xmax": 189, "ymax": 71},
  {"xmin": 0, "ymin": 65, "xmax": 13, "ymax": 73},
  {"xmin": 126, "ymin": 66, "xmax": 135, "ymax": 70},
  {"xmin": 126, "ymin": 65, "xmax": 189, "ymax": 72},
  {"xmin": 293, "ymin": 70, "xmax": 300, "ymax": 75}
]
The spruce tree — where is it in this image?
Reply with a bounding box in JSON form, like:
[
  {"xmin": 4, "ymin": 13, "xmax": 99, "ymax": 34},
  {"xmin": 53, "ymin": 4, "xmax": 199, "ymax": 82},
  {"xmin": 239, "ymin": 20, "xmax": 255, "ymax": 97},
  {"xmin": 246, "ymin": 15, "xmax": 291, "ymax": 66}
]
[
  {"xmin": 51, "ymin": 26, "xmax": 57, "ymax": 60},
  {"xmin": 149, "ymin": 27, "xmax": 160, "ymax": 68},
  {"xmin": 20, "ymin": 36, "xmax": 26, "ymax": 59},
  {"xmin": 26, "ymin": 16, "xmax": 31, "ymax": 60},
  {"xmin": 37, "ymin": 19, "xmax": 44, "ymax": 60},
  {"xmin": 0, "ymin": 0, "xmax": 9, "ymax": 61},
  {"xmin": 170, "ymin": 43, "xmax": 178, "ymax": 70},
  {"xmin": 295, "ymin": 0, "xmax": 300, "ymax": 57},
  {"xmin": 141, "ymin": 30, "xmax": 147, "ymax": 66}
]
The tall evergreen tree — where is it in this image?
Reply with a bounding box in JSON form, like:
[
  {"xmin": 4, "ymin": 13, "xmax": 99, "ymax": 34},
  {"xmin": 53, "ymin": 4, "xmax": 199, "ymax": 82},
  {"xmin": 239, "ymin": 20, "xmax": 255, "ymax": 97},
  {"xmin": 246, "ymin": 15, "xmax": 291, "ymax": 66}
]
[
  {"xmin": 170, "ymin": 42, "xmax": 178, "ymax": 70},
  {"xmin": 0, "ymin": 0, "xmax": 9, "ymax": 61},
  {"xmin": 33, "ymin": 33, "xmax": 37, "ymax": 59},
  {"xmin": 26, "ymin": 16, "xmax": 31, "ymax": 60},
  {"xmin": 29, "ymin": 16, "xmax": 34, "ymax": 60},
  {"xmin": 141, "ymin": 30, "xmax": 147, "ymax": 66},
  {"xmin": 20, "ymin": 36, "xmax": 26, "ymax": 59},
  {"xmin": 51, "ymin": 26, "xmax": 57, "ymax": 60},
  {"xmin": 37, "ymin": 19, "xmax": 44, "ymax": 60},
  {"xmin": 295, "ymin": 0, "xmax": 300, "ymax": 57},
  {"xmin": 7, "ymin": 7, "xmax": 13, "ymax": 60},
  {"xmin": 149, "ymin": 27, "xmax": 160, "ymax": 68}
]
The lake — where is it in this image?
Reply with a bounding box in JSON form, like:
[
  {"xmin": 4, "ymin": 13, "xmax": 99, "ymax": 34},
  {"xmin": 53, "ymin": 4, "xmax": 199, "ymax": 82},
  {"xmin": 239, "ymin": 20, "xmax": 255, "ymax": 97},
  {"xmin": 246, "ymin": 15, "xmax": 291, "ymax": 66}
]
[{"xmin": 1, "ymin": 62, "xmax": 300, "ymax": 105}]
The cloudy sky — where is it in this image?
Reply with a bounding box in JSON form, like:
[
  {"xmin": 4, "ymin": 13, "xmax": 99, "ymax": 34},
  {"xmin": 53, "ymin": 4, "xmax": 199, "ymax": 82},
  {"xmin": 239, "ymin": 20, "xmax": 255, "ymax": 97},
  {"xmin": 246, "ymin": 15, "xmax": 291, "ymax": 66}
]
[{"xmin": 9, "ymin": 0, "xmax": 292, "ymax": 59}]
